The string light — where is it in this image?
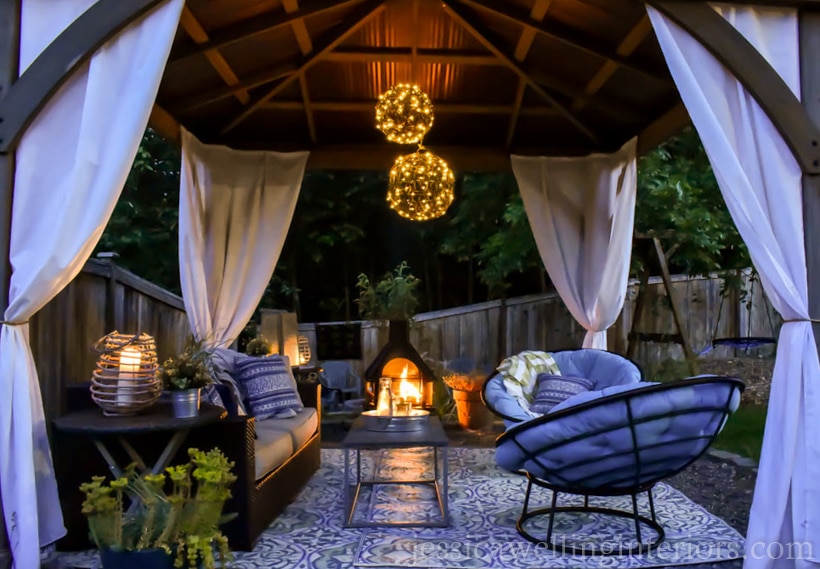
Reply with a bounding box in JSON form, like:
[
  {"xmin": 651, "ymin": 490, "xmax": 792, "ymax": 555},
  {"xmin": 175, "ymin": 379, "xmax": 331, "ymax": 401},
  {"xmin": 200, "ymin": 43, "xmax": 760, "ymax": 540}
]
[
  {"xmin": 387, "ymin": 149, "xmax": 455, "ymax": 221},
  {"xmin": 375, "ymin": 84, "xmax": 434, "ymax": 145}
]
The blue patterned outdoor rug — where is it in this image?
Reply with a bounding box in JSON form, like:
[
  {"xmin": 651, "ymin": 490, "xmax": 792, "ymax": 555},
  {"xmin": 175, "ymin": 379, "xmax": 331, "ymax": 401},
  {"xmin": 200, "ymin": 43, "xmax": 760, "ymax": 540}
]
[{"xmin": 58, "ymin": 447, "xmax": 744, "ymax": 569}]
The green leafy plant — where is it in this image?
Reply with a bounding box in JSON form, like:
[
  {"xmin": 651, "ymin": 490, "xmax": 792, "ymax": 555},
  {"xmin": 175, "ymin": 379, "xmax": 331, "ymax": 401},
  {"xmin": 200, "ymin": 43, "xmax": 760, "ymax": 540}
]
[
  {"xmin": 356, "ymin": 261, "xmax": 421, "ymax": 321},
  {"xmin": 245, "ymin": 337, "xmax": 272, "ymax": 357},
  {"xmin": 156, "ymin": 340, "xmax": 213, "ymax": 391},
  {"xmin": 80, "ymin": 447, "xmax": 237, "ymax": 569}
]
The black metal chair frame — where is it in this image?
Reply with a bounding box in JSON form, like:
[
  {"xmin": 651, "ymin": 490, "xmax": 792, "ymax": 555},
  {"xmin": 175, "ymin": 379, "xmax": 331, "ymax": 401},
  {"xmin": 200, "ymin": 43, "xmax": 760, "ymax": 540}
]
[{"xmin": 483, "ymin": 370, "xmax": 745, "ymax": 556}]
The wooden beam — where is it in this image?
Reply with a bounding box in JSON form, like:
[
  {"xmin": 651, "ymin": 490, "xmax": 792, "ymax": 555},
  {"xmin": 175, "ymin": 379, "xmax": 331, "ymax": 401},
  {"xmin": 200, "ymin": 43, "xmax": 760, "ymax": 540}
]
[
  {"xmin": 441, "ymin": 0, "xmax": 598, "ymax": 143},
  {"xmin": 284, "ymin": 0, "xmax": 317, "ymax": 143},
  {"xmin": 299, "ymin": 75, "xmax": 317, "ymax": 143},
  {"xmin": 506, "ymin": 80, "xmax": 526, "ymax": 146},
  {"xmin": 574, "ymin": 14, "xmax": 652, "ymax": 110},
  {"xmin": 262, "ymin": 100, "xmax": 560, "ymax": 115},
  {"xmin": 172, "ymin": 62, "xmax": 298, "ymax": 113},
  {"xmin": 648, "ymin": 0, "xmax": 820, "ymax": 174},
  {"xmin": 508, "ymin": 0, "xmax": 552, "ymax": 147},
  {"xmin": 0, "ymin": 2, "xmax": 18, "ymax": 561},
  {"xmin": 636, "ymin": 101, "xmax": 689, "ymax": 154},
  {"xmin": 221, "ymin": 0, "xmax": 387, "ymax": 135},
  {"xmin": 179, "ymin": 7, "xmax": 249, "ymax": 104},
  {"xmin": 459, "ymin": 0, "xmax": 667, "ymax": 81},
  {"xmin": 148, "ymin": 104, "xmax": 181, "ymax": 144},
  {"xmin": 326, "ymin": 47, "xmax": 500, "ymax": 65},
  {"xmin": 169, "ymin": 0, "xmax": 360, "ymax": 64},
  {"xmin": 0, "ymin": 0, "xmax": 165, "ymax": 153},
  {"xmin": 652, "ymin": 237, "xmax": 699, "ymax": 374},
  {"xmin": 800, "ymin": 9, "xmax": 820, "ymax": 374}
]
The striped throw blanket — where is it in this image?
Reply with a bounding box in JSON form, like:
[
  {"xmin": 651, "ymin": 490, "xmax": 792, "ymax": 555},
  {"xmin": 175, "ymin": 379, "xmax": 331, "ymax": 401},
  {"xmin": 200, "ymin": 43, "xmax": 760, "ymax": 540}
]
[{"xmin": 497, "ymin": 350, "xmax": 561, "ymax": 417}]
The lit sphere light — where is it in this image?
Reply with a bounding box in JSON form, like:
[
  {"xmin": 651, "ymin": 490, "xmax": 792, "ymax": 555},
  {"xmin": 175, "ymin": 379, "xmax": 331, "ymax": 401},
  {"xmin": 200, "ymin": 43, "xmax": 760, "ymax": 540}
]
[
  {"xmin": 387, "ymin": 150, "xmax": 455, "ymax": 221},
  {"xmin": 375, "ymin": 84, "xmax": 434, "ymax": 145}
]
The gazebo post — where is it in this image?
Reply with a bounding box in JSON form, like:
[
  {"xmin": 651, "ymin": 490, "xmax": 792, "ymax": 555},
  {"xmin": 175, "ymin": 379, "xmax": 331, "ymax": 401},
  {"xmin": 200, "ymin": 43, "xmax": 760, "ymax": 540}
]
[
  {"xmin": 0, "ymin": 1, "xmax": 19, "ymax": 566},
  {"xmin": 800, "ymin": 8, "xmax": 820, "ymax": 365}
]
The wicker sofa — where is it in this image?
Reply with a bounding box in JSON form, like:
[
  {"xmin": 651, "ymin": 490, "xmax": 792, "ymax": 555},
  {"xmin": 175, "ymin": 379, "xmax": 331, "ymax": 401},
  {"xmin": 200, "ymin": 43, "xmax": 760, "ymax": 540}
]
[{"xmin": 54, "ymin": 379, "xmax": 321, "ymax": 552}]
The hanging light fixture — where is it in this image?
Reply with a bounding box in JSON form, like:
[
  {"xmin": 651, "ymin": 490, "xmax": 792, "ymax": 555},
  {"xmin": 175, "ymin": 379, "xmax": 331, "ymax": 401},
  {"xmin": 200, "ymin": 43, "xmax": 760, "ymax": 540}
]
[
  {"xmin": 387, "ymin": 149, "xmax": 455, "ymax": 221},
  {"xmin": 375, "ymin": 84, "xmax": 434, "ymax": 145}
]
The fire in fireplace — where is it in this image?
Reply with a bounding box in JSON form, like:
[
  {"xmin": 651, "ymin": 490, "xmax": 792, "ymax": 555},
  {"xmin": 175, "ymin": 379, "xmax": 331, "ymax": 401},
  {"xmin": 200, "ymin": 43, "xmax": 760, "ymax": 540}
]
[{"xmin": 364, "ymin": 321, "xmax": 436, "ymax": 408}]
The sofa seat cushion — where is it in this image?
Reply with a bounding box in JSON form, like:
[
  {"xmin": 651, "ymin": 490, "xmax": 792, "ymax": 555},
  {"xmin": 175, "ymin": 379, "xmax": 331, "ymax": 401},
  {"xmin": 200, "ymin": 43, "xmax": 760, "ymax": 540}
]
[
  {"xmin": 256, "ymin": 408, "xmax": 318, "ymax": 452},
  {"xmin": 253, "ymin": 409, "xmax": 319, "ymax": 480}
]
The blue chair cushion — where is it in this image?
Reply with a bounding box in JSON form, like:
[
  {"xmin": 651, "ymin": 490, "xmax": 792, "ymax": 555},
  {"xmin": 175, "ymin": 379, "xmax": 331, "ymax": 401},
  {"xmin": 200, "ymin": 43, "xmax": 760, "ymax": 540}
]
[
  {"xmin": 495, "ymin": 376, "xmax": 742, "ymax": 490},
  {"xmin": 235, "ymin": 355, "xmax": 304, "ymax": 420},
  {"xmin": 530, "ymin": 374, "xmax": 594, "ymax": 414}
]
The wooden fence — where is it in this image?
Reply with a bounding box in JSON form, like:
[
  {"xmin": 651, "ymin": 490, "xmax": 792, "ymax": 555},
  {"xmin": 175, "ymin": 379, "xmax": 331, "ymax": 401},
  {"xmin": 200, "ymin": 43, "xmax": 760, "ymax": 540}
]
[
  {"xmin": 31, "ymin": 257, "xmax": 190, "ymax": 421},
  {"xmin": 299, "ymin": 270, "xmax": 780, "ymax": 377},
  {"xmin": 31, "ymin": 262, "xmax": 777, "ymax": 420}
]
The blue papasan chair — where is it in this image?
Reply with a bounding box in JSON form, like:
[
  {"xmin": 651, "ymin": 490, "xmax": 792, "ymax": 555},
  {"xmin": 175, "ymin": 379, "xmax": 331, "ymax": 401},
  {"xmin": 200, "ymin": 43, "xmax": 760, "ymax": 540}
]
[{"xmin": 482, "ymin": 349, "xmax": 744, "ymax": 555}]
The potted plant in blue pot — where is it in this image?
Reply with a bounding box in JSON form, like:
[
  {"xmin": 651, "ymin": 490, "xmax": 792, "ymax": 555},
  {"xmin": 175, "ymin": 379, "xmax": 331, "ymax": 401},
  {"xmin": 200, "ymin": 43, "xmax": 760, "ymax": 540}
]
[{"xmin": 80, "ymin": 447, "xmax": 237, "ymax": 569}]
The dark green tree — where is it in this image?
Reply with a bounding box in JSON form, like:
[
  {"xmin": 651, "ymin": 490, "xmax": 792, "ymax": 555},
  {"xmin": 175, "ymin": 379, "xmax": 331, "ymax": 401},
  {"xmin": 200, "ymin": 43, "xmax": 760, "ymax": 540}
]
[{"xmin": 95, "ymin": 129, "xmax": 181, "ymax": 292}]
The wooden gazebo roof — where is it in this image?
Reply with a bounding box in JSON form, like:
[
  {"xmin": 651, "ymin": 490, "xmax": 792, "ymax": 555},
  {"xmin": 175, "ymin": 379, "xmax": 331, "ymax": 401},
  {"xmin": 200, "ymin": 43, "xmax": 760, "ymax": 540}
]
[{"xmin": 151, "ymin": 0, "xmax": 687, "ymax": 170}]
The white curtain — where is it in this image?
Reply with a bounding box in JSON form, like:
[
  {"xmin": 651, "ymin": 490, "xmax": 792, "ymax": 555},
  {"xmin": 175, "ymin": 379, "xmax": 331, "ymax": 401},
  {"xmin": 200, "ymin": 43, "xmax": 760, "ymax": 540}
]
[
  {"xmin": 179, "ymin": 129, "xmax": 308, "ymax": 348},
  {"xmin": 648, "ymin": 7, "xmax": 819, "ymax": 568},
  {"xmin": 1, "ymin": 1, "xmax": 183, "ymax": 567},
  {"xmin": 511, "ymin": 138, "xmax": 637, "ymax": 349}
]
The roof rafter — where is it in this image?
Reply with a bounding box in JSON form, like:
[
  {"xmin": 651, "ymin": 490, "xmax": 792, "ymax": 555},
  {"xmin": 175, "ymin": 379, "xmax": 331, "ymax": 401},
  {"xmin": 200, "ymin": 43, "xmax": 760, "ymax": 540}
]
[
  {"xmin": 457, "ymin": 0, "xmax": 667, "ymax": 81},
  {"xmin": 507, "ymin": 0, "xmax": 553, "ymax": 146},
  {"xmin": 169, "ymin": 0, "xmax": 361, "ymax": 65},
  {"xmin": 441, "ymin": 0, "xmax": 599, "ymax": 143},
  {"xmin": 573, "ymin": 14, "xmax": 652, "ymax": 111},
  {"xmin": 179, "ymin": 7, "xmax": 250, "ymax": 104},
  {"xmin": 327, "ymin": 47, "xmax": 500, "ymax": 65},
  {"xmin": 262, "ymin": 100, "xmax": 561, "ymax": 115},
  {"xmin": 221, "ymin": 0, "xmax": 387, "ymax": 135},
  {"xmin": 284, "ymin": 0, "xmax": 318, "ymax": 143}
]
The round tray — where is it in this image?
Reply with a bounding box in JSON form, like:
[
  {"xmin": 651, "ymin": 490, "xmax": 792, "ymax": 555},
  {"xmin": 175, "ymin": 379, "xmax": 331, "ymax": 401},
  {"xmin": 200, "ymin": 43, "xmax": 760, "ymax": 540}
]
[{"xmin": 361, "ymin": 409, "xmax": 430, "ymax": 432}]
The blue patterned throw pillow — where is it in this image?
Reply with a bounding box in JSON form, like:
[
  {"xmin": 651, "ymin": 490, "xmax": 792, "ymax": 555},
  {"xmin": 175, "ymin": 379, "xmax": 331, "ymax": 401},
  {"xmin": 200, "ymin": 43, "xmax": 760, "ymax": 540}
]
[
  {"xmin": 530, "ymin": 374, "xmax": 595, "ymax": 415},
  {"xmin": 235, "ymin": 355, "xmax": 303, "ymax": 419}
]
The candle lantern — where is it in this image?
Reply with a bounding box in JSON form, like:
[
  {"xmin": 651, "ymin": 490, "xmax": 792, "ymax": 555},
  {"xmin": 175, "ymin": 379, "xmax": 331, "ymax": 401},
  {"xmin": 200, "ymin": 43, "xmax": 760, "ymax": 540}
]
[{"xmin": 90, "ymin": 331, "xmax": 160, "ymax": 416}]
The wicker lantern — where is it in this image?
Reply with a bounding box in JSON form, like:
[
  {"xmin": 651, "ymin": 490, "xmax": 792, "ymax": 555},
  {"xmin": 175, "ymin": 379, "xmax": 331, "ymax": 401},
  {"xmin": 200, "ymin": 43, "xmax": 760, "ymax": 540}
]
[
  {"xmin": 297, "ymin": 335, "xmax": 311, "ymax": 366},
  {"xmin": 375, "ymin": 84, "xmax": 434, "ymax": 145},
  {"xmin": 90, "ymin": 332, "xmax": 160, "ymax": 416}
]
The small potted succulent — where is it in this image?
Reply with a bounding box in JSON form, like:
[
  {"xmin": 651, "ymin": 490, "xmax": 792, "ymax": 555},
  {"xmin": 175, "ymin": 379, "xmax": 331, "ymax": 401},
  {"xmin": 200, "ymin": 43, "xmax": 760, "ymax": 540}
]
[
  {"xmin": 156, "ymin": 341, "xmax": 213, "ymax": 418},
  {"xmin": 80, "ymin": 447, "xmax": 236, "ymax": 569}
]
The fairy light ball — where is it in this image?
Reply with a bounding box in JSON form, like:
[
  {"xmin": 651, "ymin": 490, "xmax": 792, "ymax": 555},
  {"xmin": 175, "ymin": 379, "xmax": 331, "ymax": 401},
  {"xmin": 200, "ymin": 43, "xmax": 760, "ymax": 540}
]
[
  {"xmin": 375, "ymin": 84, "xmax": 434, "ymax": 145},
  {"xmin": 387, "ymin": 150, "xmax": 455, "ymax": 221}
]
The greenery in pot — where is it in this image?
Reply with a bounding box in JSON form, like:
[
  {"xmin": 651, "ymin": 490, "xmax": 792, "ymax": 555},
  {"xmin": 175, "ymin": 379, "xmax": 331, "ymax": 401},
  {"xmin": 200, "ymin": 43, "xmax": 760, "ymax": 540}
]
[
  {"xmin": 442, "ymin": 373, "xmax": 484, "ymax": 393},
  {"xmin": 356, "ymin": 261, "xmax": 420, "ymax": 321},
  {"xmin": 156, "ymin": 340, "xmax": 213, "ymax": 391},
  {"xmin": 245, "ymin": 337, "xmax": 272, "ymax": 357},
  {"xmin": 80, "ymin": 447, "xmax": 237, "ymax": 569}
]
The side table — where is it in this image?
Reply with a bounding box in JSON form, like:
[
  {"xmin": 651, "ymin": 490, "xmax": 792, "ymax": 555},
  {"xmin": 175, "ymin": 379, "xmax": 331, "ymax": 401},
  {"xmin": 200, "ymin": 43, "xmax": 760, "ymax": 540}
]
[{"xmin": 53, "ymin": 403, "xmax": 226, "ymax": 478}]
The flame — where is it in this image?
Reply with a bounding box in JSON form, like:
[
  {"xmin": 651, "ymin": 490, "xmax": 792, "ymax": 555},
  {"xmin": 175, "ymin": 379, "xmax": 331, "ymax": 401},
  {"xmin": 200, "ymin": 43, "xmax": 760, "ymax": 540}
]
[{"xmin": 398, "ymin": 365, "xmax": 421, "ymax": 404}]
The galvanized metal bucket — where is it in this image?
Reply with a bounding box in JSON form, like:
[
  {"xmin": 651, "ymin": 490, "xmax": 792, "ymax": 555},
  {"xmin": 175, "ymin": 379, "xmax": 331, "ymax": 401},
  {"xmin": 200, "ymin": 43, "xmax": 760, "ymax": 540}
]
[{"xmin": 171, "ymin": 388, "xmax": 201, "ymax": 418}]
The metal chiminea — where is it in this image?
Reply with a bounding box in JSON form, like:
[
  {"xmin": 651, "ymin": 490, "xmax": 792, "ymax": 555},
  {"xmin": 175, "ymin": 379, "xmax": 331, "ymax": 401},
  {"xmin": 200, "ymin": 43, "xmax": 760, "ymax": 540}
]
[{"xmin": 364, "ymin": 320, "xmax": 436, "ymax": 408}]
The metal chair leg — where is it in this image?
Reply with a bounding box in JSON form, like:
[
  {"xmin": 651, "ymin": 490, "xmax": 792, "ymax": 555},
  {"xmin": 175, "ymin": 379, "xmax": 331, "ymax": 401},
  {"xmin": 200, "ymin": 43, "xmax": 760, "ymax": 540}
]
[
  {"xmin": 648, "ymin": 487, "xmax": 657, "ymax": 523},
  {"xmin": 632, "ymin": 493, "xmax": 643, "ymax": 544},
  {"xmin": 546, "ymin": 489, "xmax": 559, "ymax": 546}
]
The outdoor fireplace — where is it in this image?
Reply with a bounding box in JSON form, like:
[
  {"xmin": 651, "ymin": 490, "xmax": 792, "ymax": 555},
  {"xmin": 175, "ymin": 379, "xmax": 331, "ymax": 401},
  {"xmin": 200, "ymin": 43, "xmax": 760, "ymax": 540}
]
[{"xmin": 364, "ymin": 320, "xmax": 436, "ymax": 408}]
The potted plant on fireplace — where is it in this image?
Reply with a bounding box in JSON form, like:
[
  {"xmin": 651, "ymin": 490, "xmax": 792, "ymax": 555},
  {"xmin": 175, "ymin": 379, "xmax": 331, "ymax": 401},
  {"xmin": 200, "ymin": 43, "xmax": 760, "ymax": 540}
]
[
  {"xmin": 355, "ymin": 261, "xmax": 420, "ymax": 322},
  {"xmin": 157, "ymin": 340, "xmax": 213, "ymax": 418},
  {"xmin": 80, "ymin": 447, "xmax": 236, "ymax": 569}
]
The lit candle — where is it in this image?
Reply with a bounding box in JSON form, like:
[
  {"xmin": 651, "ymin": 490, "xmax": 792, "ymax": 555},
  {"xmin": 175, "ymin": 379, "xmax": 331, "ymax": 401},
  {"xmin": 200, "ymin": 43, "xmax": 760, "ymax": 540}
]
[{"xmin": 117, "ymin": 348, "xmax": 141, "ymax": 407}]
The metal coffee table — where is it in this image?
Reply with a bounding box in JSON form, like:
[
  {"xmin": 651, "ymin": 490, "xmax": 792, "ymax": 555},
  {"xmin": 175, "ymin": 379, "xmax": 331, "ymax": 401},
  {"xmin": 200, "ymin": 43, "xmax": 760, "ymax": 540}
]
[{"xmin": 342, "ymin": 415, "xmax": 449, "ymax": 527}]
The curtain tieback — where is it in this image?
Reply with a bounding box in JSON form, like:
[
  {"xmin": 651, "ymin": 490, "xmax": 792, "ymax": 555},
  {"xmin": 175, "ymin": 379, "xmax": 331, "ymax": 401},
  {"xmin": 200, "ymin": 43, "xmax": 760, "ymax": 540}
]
[
  {"xmin": 782, "ymin": 318, "xmax": 820, "ymax": 324},
  {"xmin": 0, "ymin": 319, "xmax": 30, "ymax": 326}
]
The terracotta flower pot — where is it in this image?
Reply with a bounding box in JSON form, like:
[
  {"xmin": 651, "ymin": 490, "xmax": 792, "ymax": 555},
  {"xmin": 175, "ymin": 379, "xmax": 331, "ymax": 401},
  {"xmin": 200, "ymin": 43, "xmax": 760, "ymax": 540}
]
[{"xmin": 452, "ymin": 389, "xmax": 492, "ymax": 430}]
